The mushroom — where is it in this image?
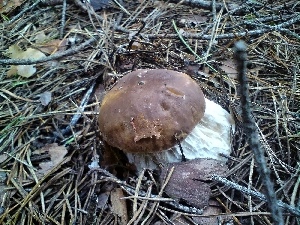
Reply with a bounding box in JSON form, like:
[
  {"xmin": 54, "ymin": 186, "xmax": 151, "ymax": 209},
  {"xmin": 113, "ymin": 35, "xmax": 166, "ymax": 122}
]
[{"xmin": 98, "ymin": 69, "xmax": 234, "ymax": 171}]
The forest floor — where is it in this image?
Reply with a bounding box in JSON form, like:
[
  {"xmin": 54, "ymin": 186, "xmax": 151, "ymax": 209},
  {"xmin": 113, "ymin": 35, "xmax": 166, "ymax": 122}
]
[{"xmin": 0, "ymin": 0, "xmax": 299, "ymax": 224}]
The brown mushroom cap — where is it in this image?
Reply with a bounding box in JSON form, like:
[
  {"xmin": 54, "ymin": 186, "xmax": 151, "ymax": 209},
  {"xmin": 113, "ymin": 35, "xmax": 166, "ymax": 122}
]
[{"xmin": 98, "ymin": 69, "xmax": 205, "ymax": 153}]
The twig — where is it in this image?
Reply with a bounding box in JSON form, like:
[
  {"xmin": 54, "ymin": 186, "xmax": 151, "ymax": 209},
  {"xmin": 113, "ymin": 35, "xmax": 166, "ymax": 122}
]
[
  {"xmin": 145, "ymin": 28, "xmax": 269, "ymax": 40},
  {"xmin": 211, "ymin": 175, "xmax": 300, "ymax": 217},
  {"xmin": 0, "ymin": 38, "xmax": 96, "ymax": 65},
  {"xmin": 60, "ymin": 0, "xmax": 67, "ymax": 39},
  {"xmin": 147, "ymin": 14, "xmax": 300, "ymax": 40},
  {"xmin": 8, "ymin": 0, "xmax": 43, "ymax": 24},
  {"xmin": 244, "ymin": 14, "xmax": 300, "ymax": 40},
  {"xmin": 212, "ymin": 0, "xmax": 216, "ymax": 21},
  {"xmin": 40, "ymin": 0, "xmax": 67, "ymax": 6},
  {"xmin": 234, "ymin": 40, "xmax": 284, "ymax": 225},
  {"xmin": 165, "ymin": 0, "xmax": 238, "ymax": 11}
]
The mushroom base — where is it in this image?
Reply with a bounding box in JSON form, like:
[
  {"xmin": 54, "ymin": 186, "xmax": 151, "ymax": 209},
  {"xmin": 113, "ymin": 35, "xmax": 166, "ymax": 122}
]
[{"xmin": 126, "ymin": 98, "xmax": 235, "ymax": 172}]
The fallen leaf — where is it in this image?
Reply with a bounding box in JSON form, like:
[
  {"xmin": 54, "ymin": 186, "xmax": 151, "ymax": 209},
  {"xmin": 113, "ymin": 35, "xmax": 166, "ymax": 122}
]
[
  {"xmin": 6, "ymin": 45, "xmax": 46, "ymax": 77},
  {"xmin": 160, "ymin": 158, "xmax": 228, "ymax": 209},
  {"xmin": 34, "ymin": 31, "xmax": 48, "ymax": 43},
  {"xmin": 22, "ymin": 48, "xmax": 46, "ymax": 60},
  {"xmin": 37, "ymin": 39, "xmax": 67, "ymax": 54},
  {"xmin": 6, "ymin": 45, "xmax": 45, "ymax": 60},
  {"xmin": 110, "ymin": 188, "xmax": 128, "ymax": 224},
  {"xmin": 0, "ymin": 0, "xmax": 26, "ymax": 14},
  {"xmin": 15, "ymin": 65, "xmax": 36, "ymax": 78},
  {"xmin": 130, "ymin": 41, "xmax": 142, "ymax": 50},
  {"xmin": 6, "ymin": 44, "xmax": 23, "ymax": 58},
  {"xmin": 33, "ymin": 143, "xmax": 69, "ymax": 175},
  {"xmin": 220, "ymin": 59, "xmax": 238, "ymax": 79},
  {"xmin": 192, "ymin": 200, "xmax": 232, "ymax": 224},
  {"xmin": 39, "ymin": 91, "xmax": 52, "ymax": 106},
  {"xmin": 179, "ymin": 14, "xmax": 207, "ymax": 27}
]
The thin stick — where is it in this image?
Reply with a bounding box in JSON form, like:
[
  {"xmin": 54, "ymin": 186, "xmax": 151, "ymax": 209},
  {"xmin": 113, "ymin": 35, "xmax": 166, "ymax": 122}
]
[
  {"xmin": 234, "ymin": 40, "xmax": 284, "ymax": 225},
  {"xmin": 8, "ymin": 0, "xmax": 43, "ymax": 24},
  {"xmin": 212, "ymin": 175, "xmax": 300, "ymax": 217},
  {"xmin": 60, "ymin": 0, "xmax": 67, "ymax": 39},
  {"xmin": 147, "ymin": 14, "xmax": 300, "ymax": 40},
  {"xmin": 166, "ymin": 0, "xmax": 235, "ymax": 11},
  {"xmin": 0, "ymin": 38, "xmax": 96, "ymax": 65}
]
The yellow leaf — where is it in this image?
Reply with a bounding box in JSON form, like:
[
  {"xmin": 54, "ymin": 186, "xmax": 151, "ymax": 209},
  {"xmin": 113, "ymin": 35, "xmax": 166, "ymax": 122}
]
[
  {"xmin": 6, "ymin": 44, "xmax": 23, "ymax": 59},
  {"xmin": 20, "ymin": 48, "xmax": 45, "ymax": 60},
  {"xmin": 6, "ymin": 44, "xmax": 46, "ymax": 77}
]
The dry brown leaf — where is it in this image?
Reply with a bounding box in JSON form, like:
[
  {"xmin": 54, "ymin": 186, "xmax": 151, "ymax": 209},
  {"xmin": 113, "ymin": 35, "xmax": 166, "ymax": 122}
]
[
  {"xmin": 220, "ymin": 59, "xmax": 238, "ymax": 79},
  {"xmin": 34, "ymin": 143, "xmax": 68, "ymax": 175},
  {"xmin": 110, "ymin": 188, "xmax": 128, "ymax": 225},
  {"xmin": 6, "ymin": 45, "xmax": 46, "ymax": 77},
  {"xmin": 34, "ymin": 31, "xmax": 48, "ymax": 43},
  {"xmin": 34, "ymin": 31, "xmax": 67, "ymax": 55},
  {"xmin": 6, "ymin": 45, "xmax": 45, "ymax": 60},
  {"xmin": 37, "ymin": 39, "xmax": 68, "ymax": 54},
  {"xmin": 192, "ymin": 200, "xmax": 232, "ymax": 225},
  {"xmin": 179, "ymin": 14, "xmax": 207, "ymax": 27},
  {"xmin": 160, "ymin": 158, "xmax": 228, "ymax": 209},
  {"xmin": 0, "ymin": 0, "xmax": 26, "ymax": 14}
]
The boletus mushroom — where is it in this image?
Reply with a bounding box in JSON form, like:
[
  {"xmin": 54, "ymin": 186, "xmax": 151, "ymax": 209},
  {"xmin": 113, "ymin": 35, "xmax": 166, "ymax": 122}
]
[{"xmin": 98, "ymin": 69, "xmax": 234, "ymax": 171}]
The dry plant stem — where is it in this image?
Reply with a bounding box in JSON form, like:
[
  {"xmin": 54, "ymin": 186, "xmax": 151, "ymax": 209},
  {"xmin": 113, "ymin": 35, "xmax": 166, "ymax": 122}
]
[
  {"xmin": 0, "ymin": 38, "xmax": 96, "ymax": 65},
  {"xmin": 234, "ymin": 41, "xmax": 284, "ymax": 225},
  {"xmin": 211, "ymin": 175, "xmax": 300, "ymax": 217}
]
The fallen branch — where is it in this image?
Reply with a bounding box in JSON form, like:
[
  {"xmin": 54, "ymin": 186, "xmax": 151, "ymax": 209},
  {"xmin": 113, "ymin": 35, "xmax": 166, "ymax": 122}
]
[
  {"xmin": 234, "ymin": 40, "xmax": 284, "ymax": 225},
  {"xmin": 165, "ymin": 0, "xmax": 239, "ymax": 11},
  {"xmin": 146, "ymin": 14, "xmax": 300, "ymax": 40},
  {"xmin": 0, "ymin": 38, "xmax": 96, "ymax": 65},
  {"xmin": 212, "ymin": 175, "xmax": 300, "ymax": 217}
]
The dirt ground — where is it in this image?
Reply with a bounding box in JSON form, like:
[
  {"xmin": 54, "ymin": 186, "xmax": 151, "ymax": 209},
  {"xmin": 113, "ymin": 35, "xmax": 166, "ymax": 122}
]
[{"xmin": 0, "ymin": 0, "xmax": 299, "ymax": 224}]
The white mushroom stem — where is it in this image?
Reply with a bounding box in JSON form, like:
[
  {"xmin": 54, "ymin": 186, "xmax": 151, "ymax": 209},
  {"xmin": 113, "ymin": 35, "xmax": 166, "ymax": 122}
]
[{"xmin": 126, "ymin": 98, "xmax": 235, "ymax": 171}]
